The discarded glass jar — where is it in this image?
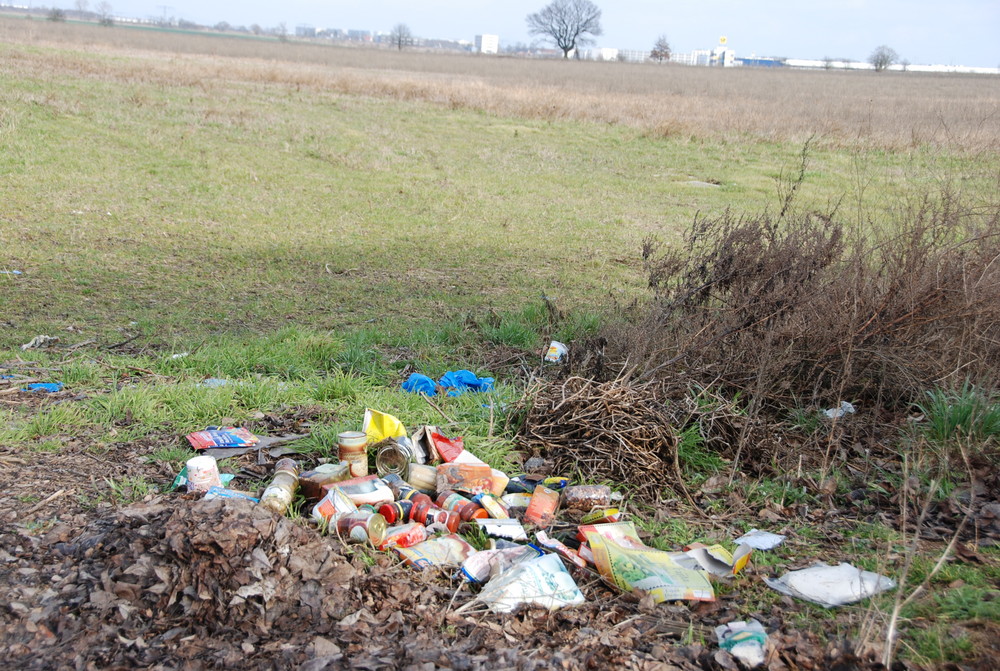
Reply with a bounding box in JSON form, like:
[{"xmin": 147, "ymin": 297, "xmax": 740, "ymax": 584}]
[
  {"xmin": 299, "ymin": 461, "xmax": 351, "ymax": 501},
  {"xmin": 405, "ymin": 463, "xmax": 437, "ymax": 493},
  {"xmin": 562, "ymin": 485, "xmax": 612, "ymax": 511},
  {"xmin": 258, "ymin": 458, "xmax": 299, "ymax": 515},
  {"xmin": 437, "ymin": 490, "xmax": 489, "ymax": 521},
  {"xmin": 376, "ymin": 438, "xmax": 412, "ymax": 479}
]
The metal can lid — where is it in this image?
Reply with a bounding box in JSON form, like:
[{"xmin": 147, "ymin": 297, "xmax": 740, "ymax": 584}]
[{"xmin": 366, "ymin": 514, "xmax": 387, "ymax": 545}]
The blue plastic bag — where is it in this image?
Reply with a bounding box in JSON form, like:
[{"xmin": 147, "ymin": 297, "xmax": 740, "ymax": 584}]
[
  {"xmin": 439, "ymin": 370, "xmax": 494, "ymax": 395},
  {"xmin": 402, "ymin": 370, "xmax": 495, "ymax": 397},
  {"xmin": 402, "ymin": 373, "xmax": 437, "ymax": 396}
]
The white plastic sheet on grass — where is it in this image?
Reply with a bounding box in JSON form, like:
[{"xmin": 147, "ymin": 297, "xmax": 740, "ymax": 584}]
[{"xmin": 764, "ymin": 562, "xmax": 895, "ymax": 607}]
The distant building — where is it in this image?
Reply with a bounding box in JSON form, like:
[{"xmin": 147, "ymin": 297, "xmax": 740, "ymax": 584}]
[
  {"xmin": 295, "ymin": 25, "xmax": 316, "ymax": 38},
  {"xmin": 735, "ymin": 57, "xmax": 785, "ymax": 67},
  {"xmin": 475, "ymin": 34, "xmax": 499, "ymax": 54},
  {"xmin": 347, "ymin": 29, "xmax": 373, "ymax": 42},
  {"xmin": 674, "ymin": 45, "xmax": 736, "ymax": 67}
]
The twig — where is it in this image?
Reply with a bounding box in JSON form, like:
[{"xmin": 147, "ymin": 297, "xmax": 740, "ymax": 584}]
[
  {"xmin": 0, "ymin": 377, "xmax": 37, "ymax": 387},
  {"xmin": 104, "ymin": 333, "xmax": 141, "ymax": 350},
  {"xmin": 487, "ymin": 396, "xmax": 495, "ymax": 439},
  {"xmin": 420, "ymin": 392, "xmax": 457, "ymax": 425},
  {"xmin": 26, "ymin": 488, "xmax": 70, "ymax": 514}
]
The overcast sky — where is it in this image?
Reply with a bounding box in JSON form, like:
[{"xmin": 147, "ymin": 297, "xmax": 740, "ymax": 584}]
[{"xmin": 95, "ymin": 0, "xmax": 997, "ymax": 67}]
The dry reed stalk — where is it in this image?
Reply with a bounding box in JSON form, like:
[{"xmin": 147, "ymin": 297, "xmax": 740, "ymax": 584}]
[{"xmin": 2, "ymin": 17, "xmax": 997, "ymax": 152}]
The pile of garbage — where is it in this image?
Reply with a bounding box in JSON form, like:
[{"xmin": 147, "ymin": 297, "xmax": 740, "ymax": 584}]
[{"xmin": 177, "ymin": 401, "xmax": 896, "ymax": 641}]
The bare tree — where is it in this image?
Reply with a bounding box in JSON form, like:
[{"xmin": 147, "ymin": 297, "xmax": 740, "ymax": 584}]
[
  {"xmin": 649, "ymin": 34, "xmax": 671, "ymax": 63},
  {"xmin": 526, "ymin": 0, "xmax": 602, "ymax": 59},
  {"xmin": 389, "ymin": 23, "xmax": 413, "ymax": 51},
  {"xmin": 96, "ymin": 1, "xmax": 113, "ymax": 25},
  {"xmin": 869, "ymin": 45, "xmax": 898, "ymax": 72},
  {"xmin": 75, "ymin": 0, "xmax": 89, "ymax": 17}
]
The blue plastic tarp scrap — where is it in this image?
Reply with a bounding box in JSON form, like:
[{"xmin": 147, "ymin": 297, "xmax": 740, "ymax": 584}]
[
  {"xmin": 402, "ymin": 370, "xmax": 494, "ymax": 397},
  {"xmin": 24, "ymin": 382, "xmax": 63, "ymax": 393}
]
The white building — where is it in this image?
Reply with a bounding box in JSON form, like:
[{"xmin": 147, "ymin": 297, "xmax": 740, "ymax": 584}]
[{"xmin": 475, "ymin": 34, "xmax": 499, "ymax": 54}]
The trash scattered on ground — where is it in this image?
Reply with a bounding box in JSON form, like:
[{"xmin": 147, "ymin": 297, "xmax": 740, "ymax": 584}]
[
  {"xmin": 396, "ymin": 533, "xmax": 476, "ymax": 569},
  {"xmin": 186, "ymin": 426, "xmax": 259, "ymax": 450},
  {"xmin": 402, "ymin": 370, "xmax": 495, "ymax": 397},
  {"xmin": 258, "ymin": 458, "xmax": 299, "ymax": 514},
  {"xmin": 363, "ymin": 408, "xmax": 407, "ymax": 442},
  {"xmin": 437, "ymin": 369, "xmax": 494, "ymax": 395},
  {"xmin": 203, "ymin": 486, "xmax": 259, "ymax": 502},
  {"xmin": 679, "ymin": 543, "xmax": 753, "ymax": 577},
  {"xmin": 0, "ymin": 269, "xmax": 22, "ymax": 275},
  {"xmin": 22, "ymin": 381, "xmax": 63, "ymax": 393},
  {"xmin": 169, "ymin": 351, "xmax": 189, "ymax": 359},
  {"xmin": 543, "ymin": 340, "xmax": 568, "ymax": 362},
  {"xmin": 716, "ymin": 619, "xmax": 768, "ymax": 667},
  {"xmin": 152, "ymin": 388, "xmax": 900, "ymax": 645},
  {"xmin": 474, "ymin": 553, "xmax": 586, "ymax": 613},
  {"xmin": 764, "ymin": 562, "xmax": 896, "ymax": 607},
  {"xmin": 734, "ymin": 528, "xmax": 786, "ymax": 550},
  {"xmin": 823, "ymin": 401, "xmax": 856, "ymax": 419},
  {"xmin": 20, "ymin": 335, "xmax": 59, "ymax": 350},
  {"xmin": 169, "ymin": 464, "xmax": 236, "ymax": 491},
  {"xmin": 201, "ymin": 377, "xmax": 229, "ymax": 388},
  {"xmin": 583, "ymin": 522, "xmax": 717, "ymax": 603},
  {"xmin": 184, "ymin": 454, "xmax": 224, "ymax": 492}
]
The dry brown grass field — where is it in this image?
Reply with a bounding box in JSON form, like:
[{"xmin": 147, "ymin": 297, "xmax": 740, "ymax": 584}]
[{"xmin": 2, "ymin": 15, "xmax": 998, "ymax": 151}]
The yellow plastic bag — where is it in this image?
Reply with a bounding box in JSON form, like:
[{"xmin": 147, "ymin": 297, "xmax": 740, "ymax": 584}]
[{"xmin": 363, "ymin": 408, "xmax": 408, "ymax": 443}]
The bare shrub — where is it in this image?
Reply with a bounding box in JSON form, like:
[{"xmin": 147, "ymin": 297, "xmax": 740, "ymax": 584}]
[{"xmin": 622, "ymin": 189, "xmax": 1000, "ymax": 418}]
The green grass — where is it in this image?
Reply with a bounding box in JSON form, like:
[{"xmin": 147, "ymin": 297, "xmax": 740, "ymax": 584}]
[
  {"xmin": 1, "ymin": 41, "xmax": 997, "ymax": 348},
  {"xmin": 1, "ymin": 30, "xmax": 998, "ymax": 671},
  {"xmin": 917, "ymin": 382, "xmax": 1000, "ymax": 444}
]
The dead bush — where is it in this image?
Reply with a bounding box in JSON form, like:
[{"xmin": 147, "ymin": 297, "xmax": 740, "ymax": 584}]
[{"xmin": 619, "ymin": 189, "xmax": 1000, "ymax": 417}]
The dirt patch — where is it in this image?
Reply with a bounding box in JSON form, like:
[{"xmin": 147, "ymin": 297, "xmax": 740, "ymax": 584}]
[{"xmin": 0, "ymin": 498, "xmax": 898, "ymax": 670}]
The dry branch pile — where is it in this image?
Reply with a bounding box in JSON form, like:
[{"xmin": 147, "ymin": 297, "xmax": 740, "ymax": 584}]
[{"xmin": 519, "ymin": 376, "xmax": 678, "ymax": 500}]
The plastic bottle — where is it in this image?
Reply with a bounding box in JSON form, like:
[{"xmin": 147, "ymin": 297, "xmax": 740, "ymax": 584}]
[
  {"xmin": 259, "ymin": 458, "xmax": 299, "ymax": 515},
  {"xmin": 437, "ymin": 490, "xmax": 489, "ymax": 521}
]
